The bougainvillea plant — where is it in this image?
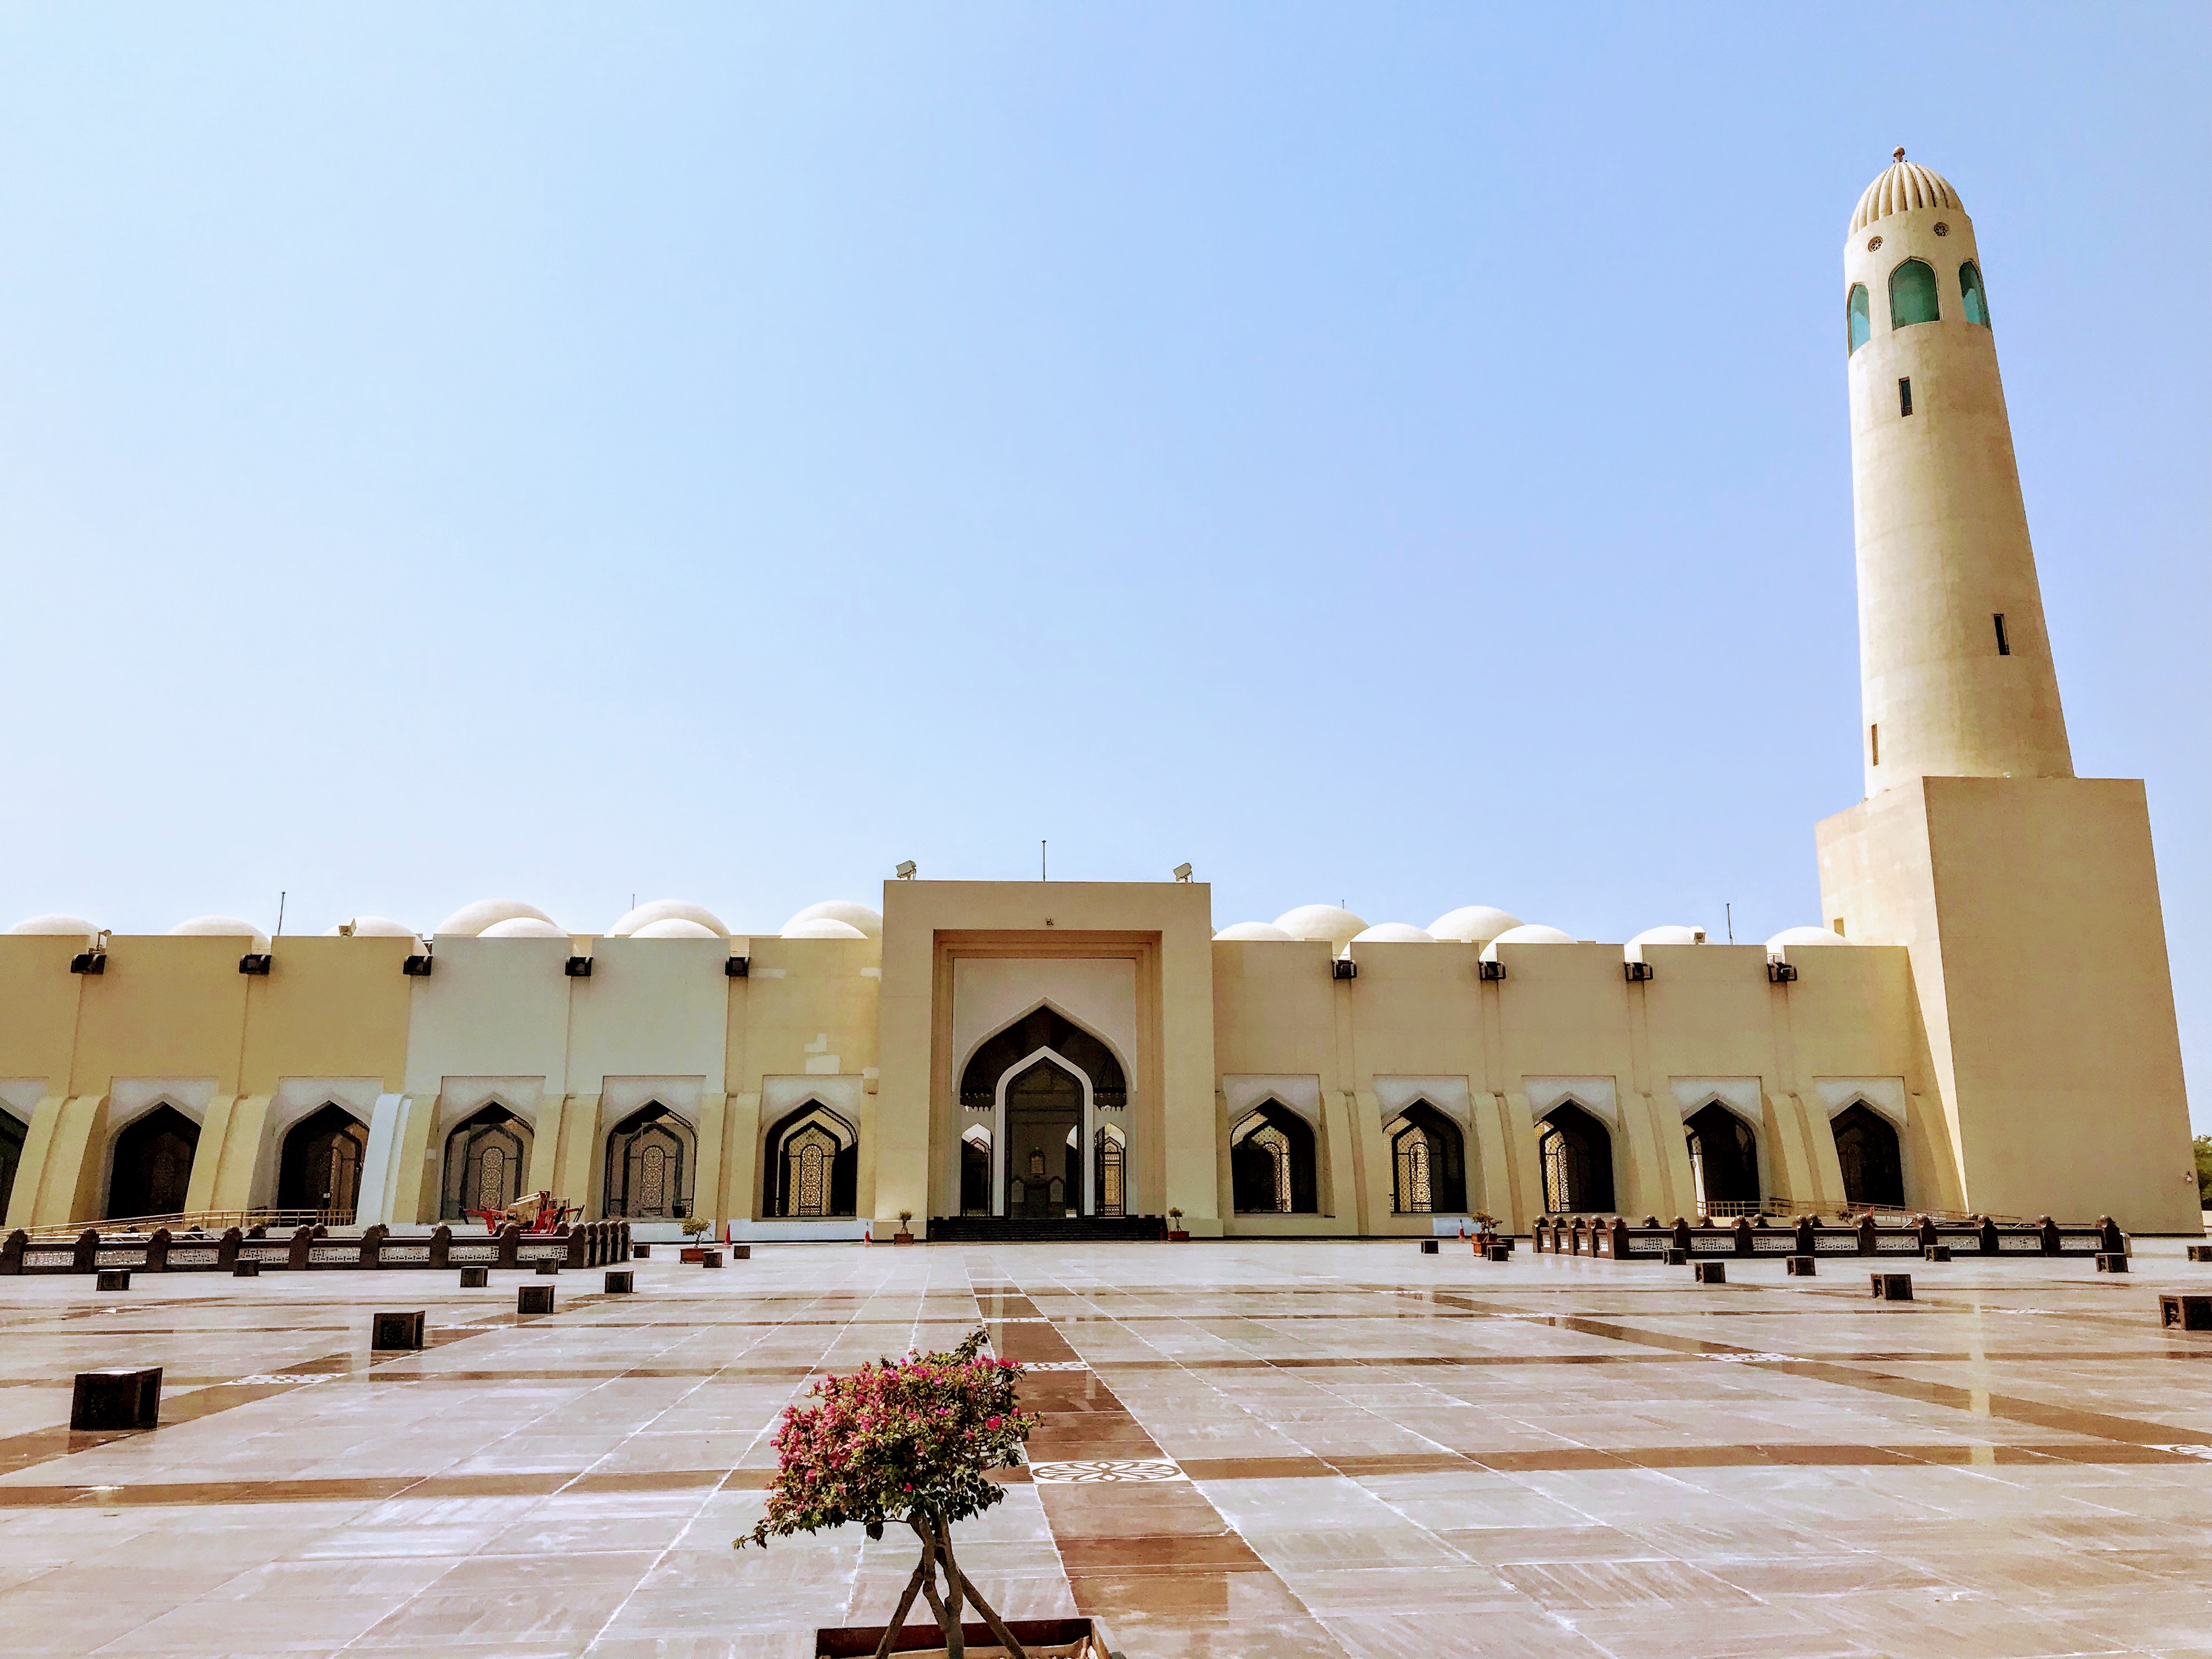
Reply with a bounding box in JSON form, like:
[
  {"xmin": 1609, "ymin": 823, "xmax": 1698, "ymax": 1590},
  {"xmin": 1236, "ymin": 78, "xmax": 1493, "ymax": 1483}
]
[{"xmin": 739, "ymin": 1329, "xmax": 1041, "ymax": 1658}]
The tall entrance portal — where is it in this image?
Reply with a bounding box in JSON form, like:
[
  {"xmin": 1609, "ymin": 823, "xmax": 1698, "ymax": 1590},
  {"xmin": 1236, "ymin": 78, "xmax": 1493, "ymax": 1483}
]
[{"xmin": 1003, "ymin": 1059, "xmax": 1081, "ymax": 1219}]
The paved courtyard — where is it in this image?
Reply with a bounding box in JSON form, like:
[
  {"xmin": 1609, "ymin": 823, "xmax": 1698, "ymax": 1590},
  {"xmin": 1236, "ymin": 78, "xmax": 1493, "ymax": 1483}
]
[{"xmin": 1, "ymin": 1239, "xmax": 2210, "ymax": 1657}]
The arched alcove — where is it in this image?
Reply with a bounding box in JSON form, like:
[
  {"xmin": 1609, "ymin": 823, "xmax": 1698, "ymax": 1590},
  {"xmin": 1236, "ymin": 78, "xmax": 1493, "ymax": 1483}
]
[
  {"xmin": 604, "ymin": 1103, "xmax": 695, "ymax": 1220},
  {"xmin": 108, "ymin": 1104, "xmax": 200, "ymax": 1220},
  {"xmin": 1230, "ymin": 1101, "xmax": 1317, "ymax": 1214},
  {"xmin": 277, "ymin": 1102, "xmax": 369, "ymax": 1217},
  {"xmin": 1832, "ymin": 1101, "xmax": 1904, "ymax": 1210},
  {"xmin": 960, "ymin": 1006, "xmax": 1126, "ymax": 1109},
  {"xmin": 1094, "ymin": 1123, "xmax": 1126, "ymax": 1217},
  {"xmin": 441, "ymin": 1105, "xmax": 533, "ymax": 1221},
  {"xmin": 1537, "ymin": 1103, "xmax": 1614, "ymax": 1215},
  {"xmin": 763, "ymin": 1102, "xmax": 857, "ymax": 1218},
  {"xmin": 1685, "ymin": 1102, "xmax": 1760, "ymax": 1214},
  {"xmin": 0, "ymin": 1107, "xmax": 26, "ymax": 1221},
  {"xmin": 1387, "ymin": 1101, "xmax": 1468, "ymax": 1214}
]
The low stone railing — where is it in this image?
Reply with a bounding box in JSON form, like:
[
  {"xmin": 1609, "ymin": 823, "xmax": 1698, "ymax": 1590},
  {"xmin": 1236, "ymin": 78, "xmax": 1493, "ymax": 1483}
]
[
  {"xmin": 1531, "ymin": 1212, "xmax": 2125, "ymax": 1261},
  {"xmin": 0, "ymin": 1218, "xmax": 633, "ymax": 1276}
]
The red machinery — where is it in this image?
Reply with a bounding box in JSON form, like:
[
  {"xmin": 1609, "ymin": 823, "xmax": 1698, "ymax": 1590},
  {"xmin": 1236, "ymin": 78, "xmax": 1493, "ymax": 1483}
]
[{"xmin": 467, "ymin": 1190, "xmax": 580, "ymax": 1235}]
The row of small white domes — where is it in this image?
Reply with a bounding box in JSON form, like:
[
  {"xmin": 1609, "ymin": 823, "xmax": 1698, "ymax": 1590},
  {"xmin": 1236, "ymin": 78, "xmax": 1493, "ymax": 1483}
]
[
  {"xmin": 1215, "ymin": 905, "xmax": 1851, "ymax": 958},
  {"xmin": 4, "ymin": 898, "xmax": 884, "ymax": 946}
]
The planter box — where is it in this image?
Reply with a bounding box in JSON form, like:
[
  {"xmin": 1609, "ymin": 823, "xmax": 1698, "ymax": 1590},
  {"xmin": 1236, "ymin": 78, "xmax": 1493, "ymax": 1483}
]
[
  {"xmin": 892, "ymin": 1232, "xmax": 917, "ymax": 1245},
  {"xmin": 1166, "ymin": 1229, "xmax": 1189, "ymax": 1242},
  {"xmin": 679, "ymin": 1247, "xmax": 706, "ymax": 1263},
  {"xmin": 816, "ymin": 1617, "xmax": 1108, "ymax": 1658}
]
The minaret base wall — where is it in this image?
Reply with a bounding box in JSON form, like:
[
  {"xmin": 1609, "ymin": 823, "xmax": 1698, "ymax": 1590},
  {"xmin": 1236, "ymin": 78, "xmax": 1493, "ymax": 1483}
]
[{"xmin": 1818, "ymin": 777, "xmax": 2197, "ymax": 1231}]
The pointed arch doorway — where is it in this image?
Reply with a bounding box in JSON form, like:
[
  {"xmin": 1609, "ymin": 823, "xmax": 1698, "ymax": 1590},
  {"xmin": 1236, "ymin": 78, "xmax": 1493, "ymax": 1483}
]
[
  {"xmin": 1003, "ymin": 1058, "xmax": 1082, "ymax": 1219},
  {"xmin": 956, "ymin": 1005, "xmax": 1130, "ymax": 1221}
]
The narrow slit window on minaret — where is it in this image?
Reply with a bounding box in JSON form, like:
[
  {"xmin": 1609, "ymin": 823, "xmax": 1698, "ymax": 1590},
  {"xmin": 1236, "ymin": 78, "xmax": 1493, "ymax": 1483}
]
[
  {"xmin": 1870, "ymin": 723, "xmax": 1880, "ymax": 765},
  {"xmin": 1994, "ymin": 613, "xmax": 2011, "ymax": 655},
  {"xmin": 1897, "ymin": 377, "xmax": 1912, "ymax": 417}
]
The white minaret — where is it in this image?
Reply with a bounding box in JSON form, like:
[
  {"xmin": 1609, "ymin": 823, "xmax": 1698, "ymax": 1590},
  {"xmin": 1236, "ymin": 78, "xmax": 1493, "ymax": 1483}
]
[{"xmin": 1844, "ymin": 148, "xmax": 2072, "ymax": 794}]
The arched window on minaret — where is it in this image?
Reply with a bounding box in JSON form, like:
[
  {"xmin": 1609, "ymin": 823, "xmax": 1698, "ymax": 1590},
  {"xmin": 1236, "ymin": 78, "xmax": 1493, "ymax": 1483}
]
[
  {"xmin": 1846, "ymin": 284, "xmax": 1871, "ymax": 354},
  {"xmin": 1959, "ymin": 261, "xmax": 1990, "ymax": 328},
  {"xmin": 1889, "ymin": 258, "xmax": 1940, "ymax": 329}
]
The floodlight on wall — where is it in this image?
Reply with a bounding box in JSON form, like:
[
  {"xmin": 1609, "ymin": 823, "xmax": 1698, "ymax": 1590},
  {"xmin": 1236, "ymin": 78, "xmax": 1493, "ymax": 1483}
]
[
  {"xmin": 565, "ymin": 955, "xmax": 594, "ymax": 978},
  {"xmin": 1623, "ymin": 961, "xmax": 1653, "ymax": 983},
  {"xmin": 1477, "ymin": 959, "xmax": 1506, "ymax": 982},
  {"xmin": 1767, "ymin": 960, "xmax": 1799, "ymax": 984},
  {"xmin": 724, "ymin": 955, "xmax": 749, "ymax": 978},
  {"xmin": 895, "ymin": 861, "xmax": 917, "ymax": 880},
  {"xmin": 70, "ymin": 951, "xmax": 106, "ymax": 975},
  {"xmin": 1172, "ymin": 863, "xmax": 1193, "ymax": 882},
  {"xmin": 1331, "ymin": 957, "xmax": 1358, "ymax": 981},
  {"xmin": 239, "ymin": 953, "xmax": 273, "ymax": 976},
  {"xmin": 402, "ymin": 951, "xmax": 434, "ymax": 977}
]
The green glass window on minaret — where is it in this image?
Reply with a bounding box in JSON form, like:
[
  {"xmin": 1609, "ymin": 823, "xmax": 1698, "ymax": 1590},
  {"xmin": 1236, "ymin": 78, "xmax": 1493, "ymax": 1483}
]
[
  {"xmin": 1960, "ymin": 261, "xmax": 1990, "ymax": 328},
  {"xmin": 1889, "ymin": 258, "xmax": 1940, "ymax": 328},
  {"xmin": 1847, "ymin": 284, "xmax": 1871, "ymax": 354}
]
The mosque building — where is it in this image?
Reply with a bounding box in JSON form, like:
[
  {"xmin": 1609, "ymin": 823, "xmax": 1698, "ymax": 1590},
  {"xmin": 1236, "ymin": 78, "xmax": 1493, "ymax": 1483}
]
[{"xmin": 0, "ymin": 153, "xmax": 2196, "ymax": 1242}]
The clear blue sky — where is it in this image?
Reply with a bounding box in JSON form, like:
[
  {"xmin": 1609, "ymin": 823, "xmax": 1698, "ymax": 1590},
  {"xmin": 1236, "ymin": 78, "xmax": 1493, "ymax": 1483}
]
[{"xmin": 3, "ymin": 6, "xmax": 2206, "ymax": 1118}]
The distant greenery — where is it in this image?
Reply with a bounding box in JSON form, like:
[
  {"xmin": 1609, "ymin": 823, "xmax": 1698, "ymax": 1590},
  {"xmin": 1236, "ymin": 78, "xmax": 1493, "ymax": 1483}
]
[{"xmin": 2195, "ymin": 1135, "xmax": 2212, "ymax": 1206}]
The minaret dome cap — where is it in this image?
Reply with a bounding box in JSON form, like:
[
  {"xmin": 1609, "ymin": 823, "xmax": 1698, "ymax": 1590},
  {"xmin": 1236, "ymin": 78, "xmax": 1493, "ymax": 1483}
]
[{"xmin": 1850, "ymin": 148, "xmax": 1962, "ymax": 234}]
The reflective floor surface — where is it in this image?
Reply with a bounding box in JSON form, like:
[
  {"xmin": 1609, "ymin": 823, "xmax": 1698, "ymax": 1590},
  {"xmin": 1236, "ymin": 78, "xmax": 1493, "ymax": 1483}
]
[{"xmin": 2, "ymin": 1239, "xmax": 2211, "ymax": 1657}]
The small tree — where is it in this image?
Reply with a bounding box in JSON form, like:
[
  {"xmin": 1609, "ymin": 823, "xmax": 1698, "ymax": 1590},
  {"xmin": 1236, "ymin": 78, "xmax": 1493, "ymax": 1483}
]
[{"xmin": 740, "ymin": 1329, "xmax": 1040, "ymax": 1658}]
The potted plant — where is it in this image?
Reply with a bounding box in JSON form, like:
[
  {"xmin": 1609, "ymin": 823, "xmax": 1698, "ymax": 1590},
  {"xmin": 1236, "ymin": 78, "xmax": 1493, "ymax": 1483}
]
[
  {"xmin": 679, "ymin": 1214, "xmax": 712, "ymax": 1263},
  {"xmin": 1166, "ymin": 1207, "xmax": 1188, "ymax": 1242},
  {"xmin": 893, "ymin": 1209, "xmax": 916, "ymax": 1245},
  {"xmin": 742, "ymin": 1329, "xmax": 1088, "ymax": 1657}
]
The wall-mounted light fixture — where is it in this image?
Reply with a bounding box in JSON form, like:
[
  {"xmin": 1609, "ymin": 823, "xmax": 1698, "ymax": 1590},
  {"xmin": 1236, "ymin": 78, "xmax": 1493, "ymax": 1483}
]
[
  {"xmin": 1331, "ymin": 957, "xmax": 1357, "ymax": 981},
  {"xmin": 724, "ymin": 956, "xmax": 750, "ymax": 978},
  {"xmin": 895, "ymin": 860, "xmax": 917, "ymax": 880},
  {"xmin": 1623, "ymin": 961, "xmax": 1653, "ymax": 983},
  {"xmin": 1477, "ymin": 959, "xmax": 1506, "ymax": 982},
  {"xmin": 70, "ymin": 951, "xmax": 106, "ymax": 975},
  {"xmin": 1766, "ymin": 960, "xmax": 1798, "ymax": 984},
  {"xmin": 239, "ymin": 953, "xmax": 273, "ymax": 976},
  {"xmin": 402, "ymin": 952, "xmax": 433, "ymax": 977},
  {"xmin": 565, "ymin": 956, "xmax": 594, "ymax": 978},
  {"xmin": 1172, "ymin": 862, "xmax": 1193, "ymax": 882}
]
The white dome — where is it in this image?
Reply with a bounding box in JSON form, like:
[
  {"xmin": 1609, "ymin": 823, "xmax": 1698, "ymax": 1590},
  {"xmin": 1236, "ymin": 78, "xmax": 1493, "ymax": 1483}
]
[
  {"xmin": 782, "ymin": 918, "xmax": 868, "ymax": 940},
  {"xmin": 1351, "ymin": 923, "xmax": 1436, "ymax": 944},
  {"xmin": 1624, "ymin": 924, "xmax": 1706, "ymax": 964},
  {"xmin": 480, "ymin": 916, "xmax": 567, "ymax": 939},
  {"xmin": 1426, "ymin": 905, "xmax": 1523, "ymax": 946},
  {"xmin": 323, "ymin": 916, "xmax": 418, "ymax": 939},
  {"xmin": 1767, "ymin": 925, "xmax": 1849, "ymax": 953},
  {"xmin": 782, "ymin": 900, "xmax": 882, "ymax": 940},
  {"xmin": 631, "ymin": 917, "xmax": 721, "ymax": 940},
  {"xmin": 1273, "ymin": 905, "xmax": 1369, "ymax": 952},
  {"xmin": 170, "ymin": 915, "xmax": 272, "ymax": 949},
  {"xmin": 1480, "ymin": 923, "xmax": 1575, "ymax": 962},
  {"xmin": 609, "ymin": 899, "xmax": 729, "ymax": 938},
  {"xmin": 436, "ymin": 899, "xmax": 556, "ymax": 938},
  {"xmin": 1214, "ymin": 922, "xmax": 1295, "ymax": 942},
  {"xmin": 8, "ymin": 913, "xmax": 99, "ymax": 937}
]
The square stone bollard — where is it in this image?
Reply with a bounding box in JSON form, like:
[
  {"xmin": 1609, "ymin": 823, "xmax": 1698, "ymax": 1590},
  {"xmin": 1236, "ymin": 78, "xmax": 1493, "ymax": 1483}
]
[
  {"xmin": 605, "ymin": 1270, "xmax": 634, "ymax": 1294},
  {"xmin": 1664, "ymin": 1248, "xmax": 1689, "ymax": 1266},
  {"xmin": 2160, "ymin": 1295, "xmax": 2212, "ymax": 1331},
  {"xmin": 518, "ymin": 1285, "xmax": 555, "ymax": 1314},
  {"xmin": 458, "ymin": 1266, "xmax": 489, "ymax": 1288},
  {"xmin": 700, "ymin": 1250, "xmax": 724, "ymax": 1268},
  {"xmin": 1871, "ymin": 1272, "xmax": 1914, "ymax": 1301},
  {"xmin": 1786, "ymin": 1255, "xmax": 1816, "ymax": 1276},
  {"xmin": 371, "ymin": 1311, "xmax": 426, "ymax": 1351},
  {"xmin": 233, "ymin": 1260, "xmax": 261, "ymax": 1278},
  {"xmin": 1419, "ymin": 1239, "xmax": 1440, "ymax": 1255},
  {"xmin": 2096, "ymin": 1253, "xmax": 2129, "ymax": 1273},
  {"xmin": 71, "ymin": 1367, "xmax": 161, "ymax": 1431},
  {"xmin": 95, "ymin": 1268, "xmax": 131, "ymax": 1291},
  {"xmin": 1924, "ymin": 1245, "xmax": 1951, "ymax": 1263},
  {"xmin": 2187, "ymin": 1245, "xmax": 2212, "ymax": 1263},
  {"xmin": 633, "ymin": 1244, "xmax": 651, "ymax": 1259},
  {"xmin": 534, "ymin": 1260, "xmax": 560, "ymax": 1276},
  {"xmin": 730, "ymin": 1245, "xmax": 751, "ymax": 1261},
  {"xmin": 1692, "ymin": 1261, "xmax": 1727, "ymax": 1285}
]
